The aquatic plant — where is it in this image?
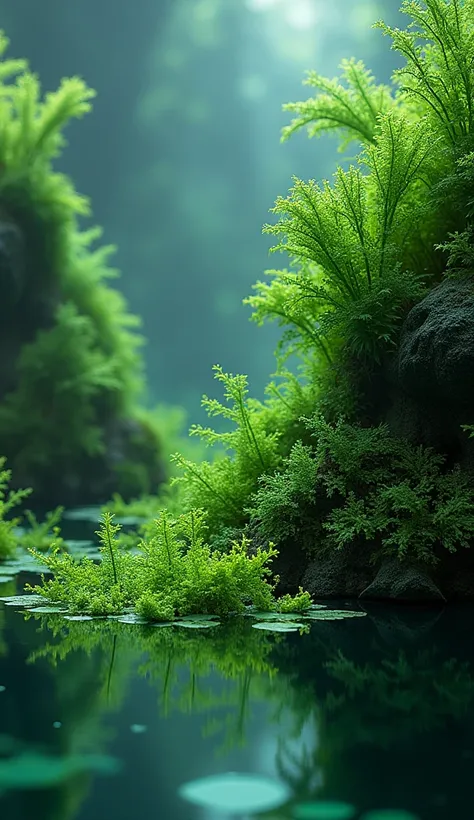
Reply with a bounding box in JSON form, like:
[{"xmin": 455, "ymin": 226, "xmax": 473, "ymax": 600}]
[
  {"xmin": 0, "ymin": 456, "xmax": 32, "ymax": 558},
  {"xmin": 171, "ymin": 366, "xmax": 283, "ymax": 534},
  {"xmin": 24, "ymin": 510, "xmax": 311, "ymax": 618}
]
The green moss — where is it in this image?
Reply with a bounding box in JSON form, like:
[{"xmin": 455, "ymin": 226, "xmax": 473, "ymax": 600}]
[
  {"xmin": 0, "ymin": 456, "xmax": 32, "ymax": 559},
  {"xmin": 25, "ymin": 511, "xmax": 310, "ymax": 619},
  {"xmin": 251, "ymin": 416, "xmax": 474, "ymax": 564},
  {"xmin": 0, "ymin": 33, "xmax": 162, "ymax": 494}
]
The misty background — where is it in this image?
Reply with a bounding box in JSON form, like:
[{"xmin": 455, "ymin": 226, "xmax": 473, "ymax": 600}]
[{"xmin": 0, "ymin": 0, "xmax": 404, "ymax": 426}]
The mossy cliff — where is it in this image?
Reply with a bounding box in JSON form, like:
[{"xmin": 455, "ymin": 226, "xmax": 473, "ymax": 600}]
[
  {"xmin": 165, "ymin": 0, "xmax": 474, "ymax": 603},
  {"xmin": 0, "ymin": 33, "xmax": 164, "ymax": 507}
]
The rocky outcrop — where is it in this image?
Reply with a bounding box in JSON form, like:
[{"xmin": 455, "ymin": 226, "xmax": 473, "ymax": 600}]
[{"xmin": 285, "ymin": 276, "xmax": 474, "ymax": 604}]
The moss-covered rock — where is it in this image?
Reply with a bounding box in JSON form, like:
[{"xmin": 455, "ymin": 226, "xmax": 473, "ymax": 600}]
[{"xmin": 0, "ymin": 34, "xmax": 165, "ymax": 507}]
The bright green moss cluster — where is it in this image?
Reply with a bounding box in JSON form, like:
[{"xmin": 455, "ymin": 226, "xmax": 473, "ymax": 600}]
[
  {"xmin": 0, "ymin": 33, "xmax": 163, "ymax": 498},
  {"xmin": 26, "ymin": 511, "xmax": 312, "ymax": 618}
]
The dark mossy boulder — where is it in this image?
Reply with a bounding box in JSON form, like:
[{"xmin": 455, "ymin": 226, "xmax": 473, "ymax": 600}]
[
  {"xmin": 298, "ymin": 547, "xmax": 474, "ymax": 605},
  {"xmin": 386, "ymin": 276, "xmax": 474, "ymax": 469}
]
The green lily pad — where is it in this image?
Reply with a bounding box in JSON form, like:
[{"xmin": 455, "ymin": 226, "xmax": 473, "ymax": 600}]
[
  {"xmin": 173, "ymin": 621, "xmax": 219, "ymax": 629},
  {"xmin": 130, "ymin": 724, "xmax": 147, "ymax": 733},
  {"xmin": 178, "ymin": 614, "xmax": 220, "ymax": 622},
  {"xmin": 63, "ymin": 615, "xmax": 94, "ymax": 621},
  {"xmin": 304, "ymin": 610, "xmax": 367, "ymax": 620},
  {"xmin": 63, "ymin": 507, "xmax": 103, "ymax": 522},
  {"xmin": 115, "ymin": 515, "xmax": 149, "ymax": 526},
  {"xmin": 28, "ymin": 606, "xmax": 67, "ymax": 614},
  {"xmin": 178, "ymin": 772, "xmax": 291, "ymax": 813},
  {"xmin": 293, "ymin": 800, "xmax": 357, "ymax": 819},
  {"xmin": 0, "ymin": 576, "xmax": 14, "ymax": 583},
  {"xmin": 0, "ymin": 595, "xmax": 45, "ymax": 606},
  {"xmin": 248, "ymin": 612, "xmax": 307, "ymax": 621},
  {"xmin": 115, "ymin": 614, "xmax": 148, "ymax": 625},
  {"xmin": 252, "ymin": 622, "xmax": 304, "ymax": 632},
  {"xmin": 63, "ymin": 540, "xmax": 95, "ymax": 551}
]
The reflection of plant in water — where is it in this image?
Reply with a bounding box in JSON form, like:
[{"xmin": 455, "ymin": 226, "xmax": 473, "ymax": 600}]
[
  {"xmin": 322, "ymin": 648, "xmax": 474, "ymax": 747},
  {"xmin": 26, "ymin": 613, "xmax": 285, "ymax": 755}
]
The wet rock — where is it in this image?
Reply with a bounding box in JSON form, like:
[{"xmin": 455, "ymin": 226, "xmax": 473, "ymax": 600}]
[
  {"xmin": 301, "ymin": 540, "xmax": 374, "ymax": 599},
  {"xmin": 359, "ymin": 559, "xmax": 446, "ymax": 603},
  {"xmin": 397, "ymin": 277, "xmax": 474, "ymax": 409}
]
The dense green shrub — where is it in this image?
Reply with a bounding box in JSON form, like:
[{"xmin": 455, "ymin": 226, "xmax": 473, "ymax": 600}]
[
  {"xmin": 26, "ymin": 511, "xmax": 312, "ymax": 618},
  {"xmin": 252, "ymin": 416, "xmax": 474, "ymax": 565}
]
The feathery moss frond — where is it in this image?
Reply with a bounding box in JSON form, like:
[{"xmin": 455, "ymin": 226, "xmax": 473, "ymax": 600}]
[
  {"xmin": 373, "ymin": 0, "xmax": 474, "ymax": 149},
  {"xmin": 281, "ymin": 57, "xmax": 396, "ymax": 150}
]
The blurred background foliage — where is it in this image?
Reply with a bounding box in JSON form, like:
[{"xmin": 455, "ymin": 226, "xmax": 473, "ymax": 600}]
[{"xmin": 0, "ymin": 0, "xmax": 404, "ymax": 425}]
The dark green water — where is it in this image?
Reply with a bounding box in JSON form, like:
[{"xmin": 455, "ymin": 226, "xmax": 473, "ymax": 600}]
[{"xmin": 0, "ymin": 518, "xmax": 472, "ymax": 820}]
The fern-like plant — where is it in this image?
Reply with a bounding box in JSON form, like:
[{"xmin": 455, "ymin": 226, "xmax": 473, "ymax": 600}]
[
  {"xmin": 26, "ymin": 509, "xmax": 312, "ymax": 619},
  {"xmin": 0, "ymin": 456, "xmax": 32, "ymax": 559}
]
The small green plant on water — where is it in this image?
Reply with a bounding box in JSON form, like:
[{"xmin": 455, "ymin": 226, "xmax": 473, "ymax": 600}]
[
  {"xmin": 0, "ymin": 457, "xmax": 32, "ymax": 559},
  {"xmin": 26, "ymin": 510, "xmax": 313, "ymax": 619}
]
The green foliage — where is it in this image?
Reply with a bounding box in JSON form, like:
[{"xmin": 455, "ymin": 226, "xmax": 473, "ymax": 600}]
[
  {"xmin": 171, "ymin": 366, "xmax": 283, "ymax": 534},
  {"xmin": 26, "ymin": 510, "xmax": 310, "ymax": 619},
  {"xmin": 0, "ymin": 456, "xmax": 32, "ymax": 558},
  {"xmin": 277, "ymin": 587, "xmax": 313, "ymax": 614},
  {"xmin": 373, "ymin": 0, "xmax": 474, "ymax": 150},
  {"xmin": 0, "ymin": 33, "xmax": 160, "ymax": 490},
  {"xmin": 281, "ymin": 57, "xmax": 396, "ymax": 150},
  {"xmin": 263, "ymin": 116, "xmax": 435, "ymax": 363},
  {"xmin": 252, "ymin": 416, "xmax": 474, "ymax": 565},
  {"xmin": 20, "ymin": 506, "xmax": 64, "ymax": 551},
  {"xmin": 252, "ymin": 0, "xmax": 474, "ymax": 372}
]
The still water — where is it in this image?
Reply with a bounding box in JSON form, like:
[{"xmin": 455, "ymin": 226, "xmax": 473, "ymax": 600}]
[{"xmin": 0, "ymin": 515, "xmax": 472, "ymax": 820}]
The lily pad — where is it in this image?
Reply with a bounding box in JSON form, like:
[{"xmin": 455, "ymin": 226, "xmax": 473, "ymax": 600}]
[
  {"xmin": 178, "ymin": 772, "xmax": 291, "ymax": 813},
  {"xmin": 173, "ymin": 621, "xmax": 220, "ymax": 629},
  {"xmin": 304, "ymin": 610, "xmax": 367, "ymax": 620},
  {"xmin": 130, "ymin": 724, "xmax": 147, "ymax": 733},
  {"xmin": 63, "ymin": 540, "xmax": 95, "ymax": 551},
  {"xmin": 115, "ymin": 515, "xmax": 149, "ymax": 526},
  {"xmin": 28, "ymin": 606, "xmax": 67, "ymax": 614},
  {"xmin": 293, "ymin": 800, "xmax": 357, "ymax": 819},
  {"xmin": 252, "ymin": 622, "xmax": 304, "ymax": 632},
  {"xmin": 248, "ymin": 612, "xmax": 307, "ymax": 621},
  {"xmin": 62, "ymin": 506, "xmax": 103, "ymax": 522},
  {"xmin": 63, "ymin": 615, "xmax": 94, "ymax": 621},
  {"xmin": 115, "ymin": 614, "xmax": 148, "ymax": 625},
  {"xmin": 0, "ymin": 595, "xmax": 45, "ymax": 607},
  {"xmin": 178, "ymin": 614, "xmax": 220, "ymax": 622},
  {"xmin": 0, "ymin": 751, "xmax": 121, "ymax": 789},
  {"xmin": 0, "ymin": 576, "xmax": 14, "ymax": 583}
]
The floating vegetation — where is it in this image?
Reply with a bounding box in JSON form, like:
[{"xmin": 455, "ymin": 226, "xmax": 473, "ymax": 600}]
[
  {"xmin": 292, "ymin": 801, "xmax": 357, "ymax": 819},
  {"xmin": 178, "ymin": 772, "xmax": 292, "ymax": 814},
  {"xmin": 252, "ymin": 622, "xmax": 306, "ymax": 633},
  {"xmin": 0, "ymin": 589, "xmax": 366, "ymax": 632},
  {"xmin": 62, "ymin": 506, "xmax": 104, "ymax": 522},
  {"xmin": 0, "ymin": 750, "xmax": 121, "ymax": 791}
]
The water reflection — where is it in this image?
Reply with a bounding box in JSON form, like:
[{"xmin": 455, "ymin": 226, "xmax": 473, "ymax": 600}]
[{"xmin": 0, "ymin": 600, "xmax": 472, "ymax": 819}]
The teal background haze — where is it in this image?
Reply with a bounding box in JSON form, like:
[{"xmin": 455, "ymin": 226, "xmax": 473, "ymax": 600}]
[{"xmin": 0, "ymin": 0, "xmax": 404, "ymax": 424}]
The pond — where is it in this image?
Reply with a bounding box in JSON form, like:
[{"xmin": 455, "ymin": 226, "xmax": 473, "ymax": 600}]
[{"xmin": 0, "ymin": 513, "xmax": 472, "ymax": 820}]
